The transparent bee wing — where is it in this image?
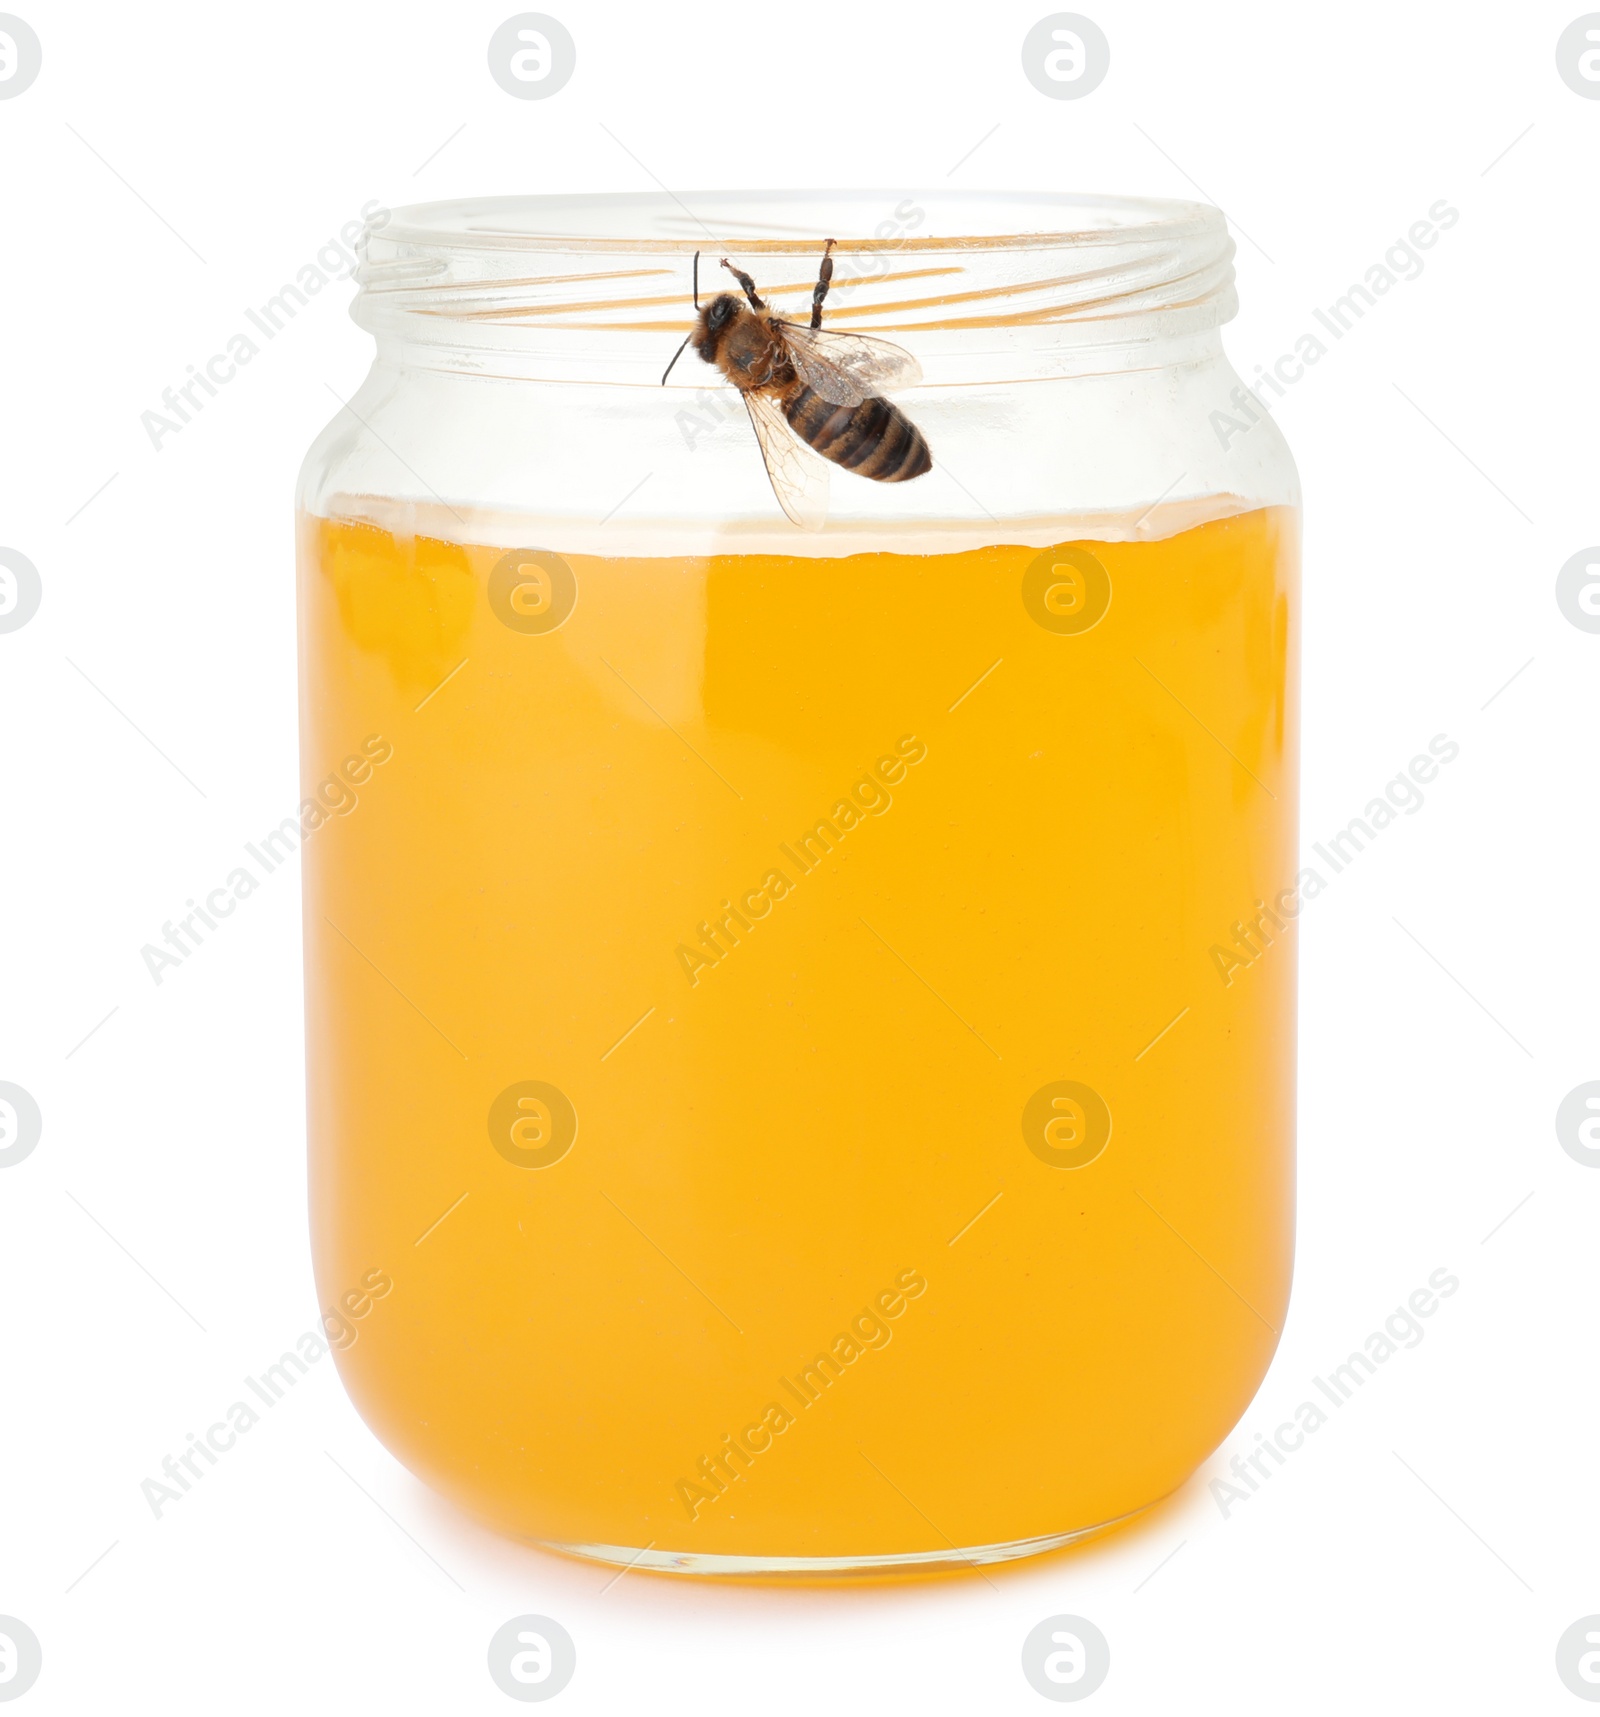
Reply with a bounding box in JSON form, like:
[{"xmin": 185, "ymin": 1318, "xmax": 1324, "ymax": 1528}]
[
  {"xmin": 775, "ymin": 323, "xmax": 925, "ymax": 406},
  {"xmin": 742, "ymin": 388, "xmax": 829, "ymax": 530}
]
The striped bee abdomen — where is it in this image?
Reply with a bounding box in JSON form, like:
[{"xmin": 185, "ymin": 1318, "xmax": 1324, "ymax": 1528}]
[{"xmin": 782, "ymin": 384, "xmax": 932, "ymax": 482}]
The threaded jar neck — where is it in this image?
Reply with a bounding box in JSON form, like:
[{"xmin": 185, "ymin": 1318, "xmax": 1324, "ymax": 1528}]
[{"xmin": 352, "ymin": 190, "xmax": 1237, "ymax": 387}]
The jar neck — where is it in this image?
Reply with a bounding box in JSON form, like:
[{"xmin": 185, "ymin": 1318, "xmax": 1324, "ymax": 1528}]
[{"xmin": 352, "ymin": 191, "xmax": 1237, "ymax": 389}]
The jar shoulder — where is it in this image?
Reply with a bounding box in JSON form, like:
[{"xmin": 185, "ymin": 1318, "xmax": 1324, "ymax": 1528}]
[{"xmin": 298, "ymin": 350, "xmax": 1300, "ymax": 543}]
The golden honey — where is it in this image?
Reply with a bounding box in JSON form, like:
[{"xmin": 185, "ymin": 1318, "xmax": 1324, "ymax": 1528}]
[{"xmin": 298, "ymin": 503, "xmax": 1297, "ymax": 1569}]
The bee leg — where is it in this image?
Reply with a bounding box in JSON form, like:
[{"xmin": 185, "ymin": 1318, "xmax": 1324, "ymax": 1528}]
[
  {"xmin": 810, "ymin": 238, "xmax": 836, "ymax": 330},
  {"xmin": 720, "ymin": 257, "xmax": 765, "ymax": 311}
]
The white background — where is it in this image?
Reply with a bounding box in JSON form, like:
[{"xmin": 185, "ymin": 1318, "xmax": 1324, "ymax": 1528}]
[{"xmin": 2, "ymin": 1, "xmax": 1597, "ymax": 1711}]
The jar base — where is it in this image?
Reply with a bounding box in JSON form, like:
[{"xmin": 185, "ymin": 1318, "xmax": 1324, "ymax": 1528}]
[{"xmin": 539, "ymin": 1511, "xmax": 1143, "ymax": 1582}]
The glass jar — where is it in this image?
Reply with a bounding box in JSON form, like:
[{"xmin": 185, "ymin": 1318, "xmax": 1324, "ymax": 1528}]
[{"xmin": 296, "ymin": 191, "xmax": 1299, "ymax": 1578}]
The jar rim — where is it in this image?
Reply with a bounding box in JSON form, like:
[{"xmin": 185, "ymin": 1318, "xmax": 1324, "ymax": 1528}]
[{"xmin": 372, "ymin": 189, "xmax": 1227, "ymax": 255}]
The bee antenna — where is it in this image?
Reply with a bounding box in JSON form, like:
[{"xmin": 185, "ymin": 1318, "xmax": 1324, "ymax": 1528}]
[
  {"xmin": 660, "ymin": 331, "xmax": 693, "ymax": 387},
  {"xmin": 692, "ymin": 249, "xmax": 700, "ymax": 310}
]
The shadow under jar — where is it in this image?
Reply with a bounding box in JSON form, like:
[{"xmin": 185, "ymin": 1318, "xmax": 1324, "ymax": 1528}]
[{"xmin": 296, "ymin": 190, "xmax": 1300, "ymax": 1578}]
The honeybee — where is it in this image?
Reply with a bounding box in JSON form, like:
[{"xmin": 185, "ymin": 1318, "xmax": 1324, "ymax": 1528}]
[{"xmin": 661, "ymin": 240, "xmax": 932, "ymax": 529}]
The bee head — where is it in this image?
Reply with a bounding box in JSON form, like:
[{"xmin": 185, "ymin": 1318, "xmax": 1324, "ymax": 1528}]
[{"xmin": 694, "ymin": 292, "xmax": 741, "ymax": 359}]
